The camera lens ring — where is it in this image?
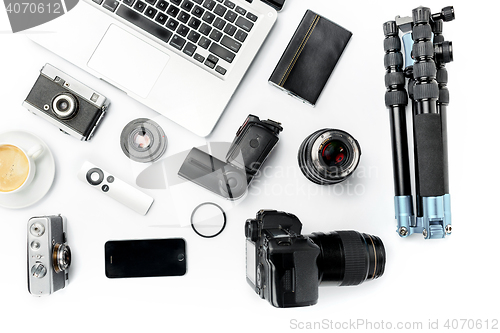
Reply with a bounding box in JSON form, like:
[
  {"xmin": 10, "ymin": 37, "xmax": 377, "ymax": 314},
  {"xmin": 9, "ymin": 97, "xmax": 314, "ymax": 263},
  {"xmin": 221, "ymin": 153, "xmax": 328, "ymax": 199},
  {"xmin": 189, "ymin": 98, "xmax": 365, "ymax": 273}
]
[
  {"xmin": 298, "ymin": 129, "xmax": 361, "ymax": 185},
  {"xmin": 52, "ymin": 243, "xmax": 71, "ymax": 273},
  {"xmin": 191, "ymin": 202, "xmax": 227, "ymax": 238},
  {"xmin": 120, "ymin": 118, "xmax": 168, "ymax": 163},
  {"xmin": 52, "ymin": 93, "xmax": 78, "ymax": 119}
]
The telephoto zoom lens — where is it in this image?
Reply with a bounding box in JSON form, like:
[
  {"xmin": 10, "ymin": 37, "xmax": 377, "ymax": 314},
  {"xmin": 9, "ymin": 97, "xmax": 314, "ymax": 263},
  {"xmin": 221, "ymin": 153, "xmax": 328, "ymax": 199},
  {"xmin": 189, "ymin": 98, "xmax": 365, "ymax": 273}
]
[
  {"xmin": 308, "ymin": 231, "xmax": 385, "ymax": 286},
  {"xmin": 298, "ymin": 129, "xmax": 361, "ymax": 185}
]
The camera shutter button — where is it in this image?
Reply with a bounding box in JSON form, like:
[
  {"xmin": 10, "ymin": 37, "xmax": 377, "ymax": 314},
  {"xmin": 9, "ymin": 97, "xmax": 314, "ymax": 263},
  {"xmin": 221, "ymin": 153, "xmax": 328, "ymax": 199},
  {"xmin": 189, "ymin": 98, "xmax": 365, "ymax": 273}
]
[{"xmin": 250, "ymin": 138, "xmax": 259, "ymax": 148}]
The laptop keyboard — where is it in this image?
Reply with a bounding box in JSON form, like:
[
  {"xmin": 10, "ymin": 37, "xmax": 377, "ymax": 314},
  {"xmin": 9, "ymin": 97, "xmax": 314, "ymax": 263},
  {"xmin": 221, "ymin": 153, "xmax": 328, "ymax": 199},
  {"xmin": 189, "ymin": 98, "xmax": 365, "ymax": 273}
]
[{"xmin": 93, "ymin": 0, "xmax": 259, "ymax": 76}]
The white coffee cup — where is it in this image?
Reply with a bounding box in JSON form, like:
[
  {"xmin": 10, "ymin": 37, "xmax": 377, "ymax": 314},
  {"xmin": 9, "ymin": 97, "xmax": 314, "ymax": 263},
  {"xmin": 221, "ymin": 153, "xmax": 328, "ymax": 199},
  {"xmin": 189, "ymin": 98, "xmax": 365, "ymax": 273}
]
[{"xmin": 0, "ymin": 142, "xmax": 44, "ymax": 194}]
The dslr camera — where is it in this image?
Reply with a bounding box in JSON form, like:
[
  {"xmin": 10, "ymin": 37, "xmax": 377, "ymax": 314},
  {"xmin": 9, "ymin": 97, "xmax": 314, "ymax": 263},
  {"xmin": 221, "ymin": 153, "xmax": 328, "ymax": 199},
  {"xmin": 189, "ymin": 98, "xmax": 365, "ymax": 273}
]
[
  {"xmin": 179, "ymin": 115, "xmax": 283, "ymax": 200},
  {"xmin": 27, "ymin": 215, "xmax": 71, "ymax": 296},
  {"xmin": 23, "ymin": 64, "xmax": 109, "ymax": 141},
  {"xmin": 245, "ymin": 210, "xmax": 386, "ymax": 308}
]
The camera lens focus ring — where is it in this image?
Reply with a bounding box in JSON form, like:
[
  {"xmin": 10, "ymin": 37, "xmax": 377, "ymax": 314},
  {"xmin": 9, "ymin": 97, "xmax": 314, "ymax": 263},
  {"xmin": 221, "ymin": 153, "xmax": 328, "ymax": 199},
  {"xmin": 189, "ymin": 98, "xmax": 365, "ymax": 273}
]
[
  {"xmin": 52, "ymin": 93, "xmax": 78, "ymax": 119},
  {"xmin": 53, "ymin": 243, "xmax": 71, "ymax": 273}
]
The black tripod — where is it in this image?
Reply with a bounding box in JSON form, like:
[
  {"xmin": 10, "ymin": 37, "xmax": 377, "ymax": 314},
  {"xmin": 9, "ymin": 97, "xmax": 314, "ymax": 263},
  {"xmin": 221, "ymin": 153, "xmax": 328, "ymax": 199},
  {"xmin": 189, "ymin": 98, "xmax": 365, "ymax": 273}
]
[{"xmin": 383, "ymin": 6, "xmax": 455, "ymax": 239}]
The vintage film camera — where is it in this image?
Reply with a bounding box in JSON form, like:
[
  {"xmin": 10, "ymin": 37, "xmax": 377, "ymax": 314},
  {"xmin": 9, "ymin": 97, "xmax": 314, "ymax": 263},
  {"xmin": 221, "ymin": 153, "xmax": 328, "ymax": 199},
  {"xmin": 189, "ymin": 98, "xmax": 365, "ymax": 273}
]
[
  {"xmin": 179, "ymin": 115, "xmax": 283, "ymax": 200},
  {"xmin": 23, "ymin": 64, "xmax": 109, "ymax": 141},
  {"xmin": 27, "ymin": 215, "xmax": 71, "ymax": 296},
  {"xmin": 245, "ymin": 210, "xmax": 385, "ymax": 308}
]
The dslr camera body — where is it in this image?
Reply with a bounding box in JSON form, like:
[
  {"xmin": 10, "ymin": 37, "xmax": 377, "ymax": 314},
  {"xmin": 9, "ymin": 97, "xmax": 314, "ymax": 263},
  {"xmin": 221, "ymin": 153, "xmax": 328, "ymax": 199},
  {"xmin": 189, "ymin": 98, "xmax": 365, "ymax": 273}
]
[
  {"xmin": 27, "ymin": 215, "xmax": 71, "ymax": 296},
  {"xmin": 23, "ymin": 64, "xmax": 109, "ymax": 141},
  {"xmin": 245, "ymin": 210, "xmax": 385, "ymax": 308},
  {"xmin": 179, "ymin": 115, "xmax": 283, "ymax": 200}
]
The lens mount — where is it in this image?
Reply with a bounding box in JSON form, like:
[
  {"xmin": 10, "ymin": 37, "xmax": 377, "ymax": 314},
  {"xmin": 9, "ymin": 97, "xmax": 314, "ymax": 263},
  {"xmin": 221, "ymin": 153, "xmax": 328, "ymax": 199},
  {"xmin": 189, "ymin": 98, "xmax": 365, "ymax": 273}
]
[
  {"xmin": 52, "ymin": 243, "xmax": 71, "ymax": 273},
  {"xmin": 52, "ymin": 93, "xmax": 78, "ymax": 119},
  {"xmin": 298, "ymin": 129, "xmax": 361, "ymax": 185}
]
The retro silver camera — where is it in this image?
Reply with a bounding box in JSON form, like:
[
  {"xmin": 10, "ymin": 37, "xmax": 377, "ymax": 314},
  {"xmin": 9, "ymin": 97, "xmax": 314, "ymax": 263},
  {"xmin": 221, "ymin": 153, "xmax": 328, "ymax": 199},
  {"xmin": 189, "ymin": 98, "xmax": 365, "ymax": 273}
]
[
  {"xmin": 27, "ymin": 215, "xmax": 71, "ymax": 296},
  {"xmin": 23, "ymin": 64, "xmax": 109, "ymax": 141}
]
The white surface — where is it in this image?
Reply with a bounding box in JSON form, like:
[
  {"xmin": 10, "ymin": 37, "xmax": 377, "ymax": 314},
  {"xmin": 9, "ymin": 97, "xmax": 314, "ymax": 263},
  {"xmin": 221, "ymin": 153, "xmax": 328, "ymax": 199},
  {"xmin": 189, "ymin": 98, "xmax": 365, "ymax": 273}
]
[
  {"xmin": 0, "ymin": 131, "xmax": 55, "ymax": 208},
  {"xmin": 1, "ymin": 1, "xmax": 499, "ymax": 332}
]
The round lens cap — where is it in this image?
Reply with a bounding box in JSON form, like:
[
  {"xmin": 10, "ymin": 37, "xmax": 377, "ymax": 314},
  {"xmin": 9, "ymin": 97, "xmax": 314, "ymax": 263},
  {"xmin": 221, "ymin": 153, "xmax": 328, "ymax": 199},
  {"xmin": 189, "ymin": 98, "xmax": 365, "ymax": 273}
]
[{"xmin": 191, "ymin": 203, "xmax": 227, "ymax": 238}]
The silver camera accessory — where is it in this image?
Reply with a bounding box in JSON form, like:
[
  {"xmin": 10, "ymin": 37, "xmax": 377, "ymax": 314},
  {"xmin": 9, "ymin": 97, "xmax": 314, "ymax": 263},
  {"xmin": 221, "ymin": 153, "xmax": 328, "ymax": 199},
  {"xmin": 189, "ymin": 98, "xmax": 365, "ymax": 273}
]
[
  {"xmin": 23, "ymin": 64, "xmax": 109, "ymax": 141},
  {"xmin": 120, "ymin": 118, "xmax": 168, "ymax": 163},
  {"xmin": 27, "ymin": 215, "xmax": 71, "ymax": 296}
]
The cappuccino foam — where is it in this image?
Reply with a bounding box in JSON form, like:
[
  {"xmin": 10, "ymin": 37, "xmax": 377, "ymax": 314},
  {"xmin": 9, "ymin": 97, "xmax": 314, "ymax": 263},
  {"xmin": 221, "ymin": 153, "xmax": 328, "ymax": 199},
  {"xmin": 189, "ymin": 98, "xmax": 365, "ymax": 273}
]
[{"xmin": 0, "ymin": 145, "xmax": 30, "ymax": 192}]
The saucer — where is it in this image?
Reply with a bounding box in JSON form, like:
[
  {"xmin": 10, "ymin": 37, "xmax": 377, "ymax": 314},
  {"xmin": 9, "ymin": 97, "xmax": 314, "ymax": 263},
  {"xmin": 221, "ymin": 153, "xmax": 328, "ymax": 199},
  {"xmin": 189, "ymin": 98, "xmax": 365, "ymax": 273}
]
[{"xmin": 0, "ymin": 130, "xmax": 55, "ymax": 209}]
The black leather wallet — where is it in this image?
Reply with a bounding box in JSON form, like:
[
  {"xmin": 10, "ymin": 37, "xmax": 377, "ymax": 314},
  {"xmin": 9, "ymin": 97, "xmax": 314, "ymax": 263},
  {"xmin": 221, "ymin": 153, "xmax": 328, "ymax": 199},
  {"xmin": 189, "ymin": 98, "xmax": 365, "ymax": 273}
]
[{"xmin": 269, "ymin": 10, "xmax": 352, "ymax": 106}]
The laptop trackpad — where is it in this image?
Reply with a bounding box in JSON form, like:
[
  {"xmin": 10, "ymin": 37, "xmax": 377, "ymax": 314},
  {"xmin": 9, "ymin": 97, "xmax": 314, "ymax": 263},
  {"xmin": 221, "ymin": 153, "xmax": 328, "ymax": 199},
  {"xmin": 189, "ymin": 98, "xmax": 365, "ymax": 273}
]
[{"xmin": 88, "ymin": 24, "xmax": 170, "ymax": 98}]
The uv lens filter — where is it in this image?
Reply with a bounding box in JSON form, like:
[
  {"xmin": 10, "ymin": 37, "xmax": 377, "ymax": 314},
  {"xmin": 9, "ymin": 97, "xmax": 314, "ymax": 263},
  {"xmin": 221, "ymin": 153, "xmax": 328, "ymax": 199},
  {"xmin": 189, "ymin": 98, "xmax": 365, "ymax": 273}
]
[{"xmin": 191, "ymin": 203, "xmax": 227, "ymax": 238}]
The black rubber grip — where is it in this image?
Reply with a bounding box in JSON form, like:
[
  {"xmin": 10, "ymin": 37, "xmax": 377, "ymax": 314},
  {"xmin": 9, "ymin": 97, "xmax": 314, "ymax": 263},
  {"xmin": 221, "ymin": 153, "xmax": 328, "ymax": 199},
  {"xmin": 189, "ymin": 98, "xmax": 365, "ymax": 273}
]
[
  {"xmin": 414, "ymin": 113, "xmax": 445, "ymax": 196},
  {"xmin": 383, "ymin": 37, "xmax": 401, "ymax": 52},
  {"xmin": 385, "ymin": 72, "xmax": 405, "ymax": 87},
  {"xmin": 384, "ymin": 52, "xmax": 403, "ymax": 68},
  {"xmin": 412, "ymin": 24, "xmax": 432, "ymax": 40},
  {"xmin": 413, "ymin": 61, "xmax": 437, "ymax": 80},
  {"xmin": 413, "ymin": 82, "xmax": 439, "ymax": 100},
  {"xmin": 412, "ymin": 41, "xmax": 434, "ymax": 58},
  {"xmin": 385, "ymin": 90, "xmax": 408, "ymax": 107},
  {"xmin": 338, "ymin": 231, "xmax": 367, "ymax": 286}
]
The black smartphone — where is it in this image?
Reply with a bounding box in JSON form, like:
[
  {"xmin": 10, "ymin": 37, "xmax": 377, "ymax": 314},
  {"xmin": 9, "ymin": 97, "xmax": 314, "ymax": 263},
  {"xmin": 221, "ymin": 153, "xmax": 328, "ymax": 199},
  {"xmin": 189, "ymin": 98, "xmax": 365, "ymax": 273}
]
[{"xmin": 104, "ymin": 238, "xmax": 186, "ymax": 278}]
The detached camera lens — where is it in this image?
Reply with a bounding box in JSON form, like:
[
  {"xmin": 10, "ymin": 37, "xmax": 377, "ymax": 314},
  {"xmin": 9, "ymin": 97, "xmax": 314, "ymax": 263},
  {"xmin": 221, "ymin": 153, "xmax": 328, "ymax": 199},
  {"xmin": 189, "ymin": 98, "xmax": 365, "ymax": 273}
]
[
  {"xmin": 52, "ymin": 93, "xmax": 78, "ymax": 119},
  {"xmin": 121, "ymin": 118, "xmax": 167, "ymax": 163},
  {"xmin": 298, "ymin": 129, "xmax": 361, "ymax": 185}
]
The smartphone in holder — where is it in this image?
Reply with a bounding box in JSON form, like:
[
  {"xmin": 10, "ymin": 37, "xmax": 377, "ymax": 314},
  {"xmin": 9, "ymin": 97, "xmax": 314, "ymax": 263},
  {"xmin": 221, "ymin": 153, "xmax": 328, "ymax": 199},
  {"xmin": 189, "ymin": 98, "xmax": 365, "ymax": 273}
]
[{"xmin": 105, "ymin": 238, "xmax": 186, "ymax": 278}]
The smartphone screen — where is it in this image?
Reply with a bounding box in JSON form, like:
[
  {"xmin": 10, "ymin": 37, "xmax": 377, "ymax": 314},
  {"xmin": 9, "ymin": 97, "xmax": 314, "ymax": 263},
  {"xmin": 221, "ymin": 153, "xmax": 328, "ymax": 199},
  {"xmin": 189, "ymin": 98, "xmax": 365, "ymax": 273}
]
[{"xmin": 105, "ymin": 238, "xmax": 186, "ymax": 278}]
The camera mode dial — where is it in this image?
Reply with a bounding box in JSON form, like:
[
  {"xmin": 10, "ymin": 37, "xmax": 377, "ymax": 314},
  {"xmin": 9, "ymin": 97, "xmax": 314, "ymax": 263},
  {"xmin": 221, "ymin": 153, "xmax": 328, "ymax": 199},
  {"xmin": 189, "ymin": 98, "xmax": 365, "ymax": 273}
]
[{"xmin": 31, "ymin": 263, "xmax": 47, "ymax": 279}]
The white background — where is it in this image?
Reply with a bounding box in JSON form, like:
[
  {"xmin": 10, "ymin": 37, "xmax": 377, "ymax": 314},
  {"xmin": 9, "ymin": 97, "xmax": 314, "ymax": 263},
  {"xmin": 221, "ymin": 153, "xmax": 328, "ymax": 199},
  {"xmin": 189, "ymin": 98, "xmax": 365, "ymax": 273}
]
[{"xmin": 1, "ymin": 0, "xmax": 499, "ymax": 332}]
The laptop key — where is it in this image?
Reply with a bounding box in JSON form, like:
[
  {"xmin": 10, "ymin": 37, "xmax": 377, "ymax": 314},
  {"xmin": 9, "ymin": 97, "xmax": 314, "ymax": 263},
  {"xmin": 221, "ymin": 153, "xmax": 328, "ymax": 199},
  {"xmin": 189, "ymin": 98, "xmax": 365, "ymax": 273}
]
[
  {"xmin": 223, "ymin": 23, "xmax": 236, "ymax": 36},
  {"xmin": 204, "ymin": 59, "xmax": 216, "ymax": 69},
  {"xmin": 193, "ymin": 0, "xmax": 203, "ymax": 3},
  {"xmin": 224, "ymin": 10, "xmax": 236, "ymax": 23},
  {"xmin": 181, "ymin": 0, "xmax": 194, "ymax": 11},
  {"xmin": 246, "ymin": 12, "xmax": 257, "ymax": 22},
  {"xmin": 145, "ymin": 0, "xmax": 156, "ymax": 5},
  {"xmin": 155, "ymin": 0, "xmax": 167, "ymax": 11},
  {"xmin": 223, "ymin": 0, "xmax": 234, "ymax": 9},
  {"xmin": 170, "ymin": 34, "xmax": 186, "ymax": 50},
  {"xmin": 116, "ymin": 5, "xmax": 173, "ymax": 43},
  {"xmin": 183, "ymin": 42, "xmax": 197, "ymax": 56},
  {"xmin": 215, "ymin": 65, "xmax": 227, "ymax": 75},
  {"xmin": 93, "ymin": 0, "xmax": 103, "ymax": 4},
  {"xmin": 207, "ymin": 54, "xmax": 219, "ymax": 64},
  {"xmin": 235, "ymin": 16, "xmax": 253, "ymax": 32},
  {"xmin": 133, "ymin": 0, "xmax": 146, "ymax": 12},
  {"xmin": 177, "ymin": 24, "xmax": 190, "ymax": 37},
  {"xmin": 220, "ymin": 35, "xmax": 241, "ymax": 52},
  {"xmin": 167, "ymin": 4, "xmax": 180, "ymax": 16},
  {"xmin": 199, "ymin": 23, "xmax": 211, "ymax": 35},
  {"xmin": 202, "ymin": 12, "xmax": 215, "ymax": 24},
  {"xmin": 234, "ymin": 6, "xmax": 246, "ymax": 16},
  {"xmin": 166, "ymin": 18, "xmax": 179, "ymax": 30},
  {"xmin": 202, "ymin": 0, "xmax": 216, "ymax": 10},
  {"xmin": 103, "ymin": 0, "xmax": 119, "ymax": 12},
  {"xmin": 155, "ymin": 12, "xmax": 168, "ymax": 24},
  {"xmin": 234, "ymin": 29, "xmax": 247, "ymax": 42},
  {"xmin": 192, "ymin": 5, "xmax": 204, "ymax": 17},
  {"xmin": 122, "ymin": 0, "xmax": 135, "ymax": 7},
  {"xmin": 188, "ymin": 17, "xmax": 201, "ymax": 29},
  {"xmin": 179, "ymin": 11, "xmax": 191, "ymax": 23},
  {"xmin": 209, "ymin": 43, "xmax": 235, "ymax": 63},
  {"xmin": 198, "ymin": 36, "xmax": 211, "ymax": 49},
  {"xmin": 209, "ymin": 29, "xmax": 222, "ymax": 42},
  {"xmin": 213, "ymin": 17, "xmax": 225, "ymax": 30},
  {"xmin": 194, "ymin": 53, "xmax": 205, "ymax": 63},
  {"xmin": 187, "ymin": 30, "xmax": 201, "ymax": 43},
  {"xmin": 213, "ymin": 4, "xmax": 226, "ymax": 16},
  {"xmin": 145, "ymin": 6, "xmax": 158, "ymax": 18},
  {"xmin": 171, "ymin": 0, "xmax": 182, "ymax": 4}
]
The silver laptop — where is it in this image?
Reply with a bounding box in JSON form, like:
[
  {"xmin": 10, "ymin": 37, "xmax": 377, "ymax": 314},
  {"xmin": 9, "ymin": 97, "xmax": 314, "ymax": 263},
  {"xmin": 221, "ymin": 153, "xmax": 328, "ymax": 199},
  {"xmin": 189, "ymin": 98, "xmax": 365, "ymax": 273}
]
[{"xmin": 29, "ymin": 0, "xmax": 279, "ymax": 137}]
